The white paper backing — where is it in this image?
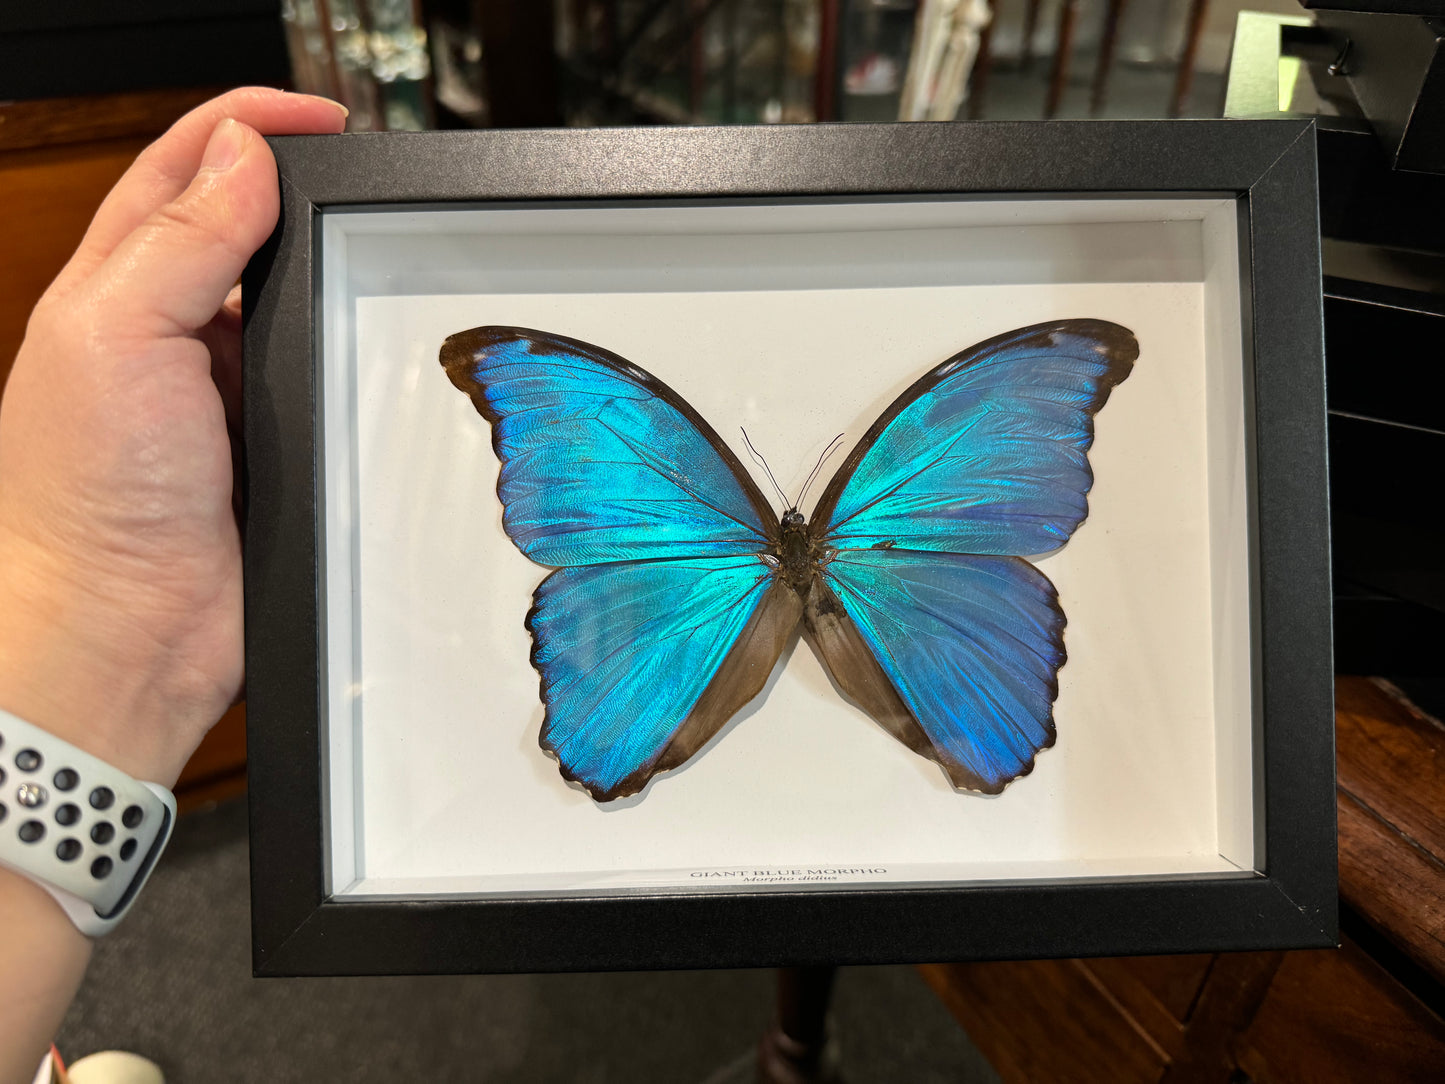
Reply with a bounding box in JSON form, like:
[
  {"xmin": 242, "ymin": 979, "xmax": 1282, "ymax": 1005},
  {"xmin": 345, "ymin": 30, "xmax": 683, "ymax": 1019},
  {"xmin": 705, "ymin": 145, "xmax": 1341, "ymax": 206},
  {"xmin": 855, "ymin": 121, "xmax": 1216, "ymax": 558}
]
[{"xmin": 317, "ymin": 199, "xmax": 1254, "ymax": 897}]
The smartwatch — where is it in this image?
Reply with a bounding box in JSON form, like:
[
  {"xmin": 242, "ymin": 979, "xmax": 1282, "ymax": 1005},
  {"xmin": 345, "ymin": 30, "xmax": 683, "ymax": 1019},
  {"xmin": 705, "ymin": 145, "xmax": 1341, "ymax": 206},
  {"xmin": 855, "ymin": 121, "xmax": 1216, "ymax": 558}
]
[{"xmin": 0, "ymin": 708, "xmax": 175, "ymax": 936}]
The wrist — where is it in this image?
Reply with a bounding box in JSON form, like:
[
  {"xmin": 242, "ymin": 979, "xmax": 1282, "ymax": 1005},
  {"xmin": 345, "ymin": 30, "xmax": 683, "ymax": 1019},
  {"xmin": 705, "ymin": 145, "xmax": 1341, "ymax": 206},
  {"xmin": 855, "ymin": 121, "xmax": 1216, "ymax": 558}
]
[
  {"xmin": 0, "ymin": 528, "xmax": 209, "ymax": 786},
  {"xmin": 1, "ymin": 705, "xmax": 179, "ymax": 937}
]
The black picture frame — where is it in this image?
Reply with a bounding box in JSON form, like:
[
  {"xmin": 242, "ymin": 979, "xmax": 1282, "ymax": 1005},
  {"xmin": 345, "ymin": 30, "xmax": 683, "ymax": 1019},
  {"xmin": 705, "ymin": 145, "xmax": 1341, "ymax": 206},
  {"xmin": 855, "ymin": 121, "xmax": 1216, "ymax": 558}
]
[{"xmin": 243, "ymin": 120, "xmax": 1335, "ymax": 977}]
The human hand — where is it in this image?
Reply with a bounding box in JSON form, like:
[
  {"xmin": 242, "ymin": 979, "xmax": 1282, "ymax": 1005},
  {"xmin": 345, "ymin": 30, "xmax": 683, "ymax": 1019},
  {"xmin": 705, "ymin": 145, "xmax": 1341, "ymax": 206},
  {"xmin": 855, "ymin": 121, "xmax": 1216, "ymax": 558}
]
[{"xmin": 0, "ymin": 87, "xmax": 348, "ymax": 785}]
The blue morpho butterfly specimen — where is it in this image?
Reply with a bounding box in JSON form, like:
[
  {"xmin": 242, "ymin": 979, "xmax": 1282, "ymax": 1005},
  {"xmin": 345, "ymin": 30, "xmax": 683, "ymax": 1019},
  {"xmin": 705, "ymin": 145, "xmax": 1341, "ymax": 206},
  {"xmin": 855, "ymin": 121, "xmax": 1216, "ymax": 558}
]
[{"xmin": 440, "ymin": 319, "xmax": 1137, "ymax": 803}]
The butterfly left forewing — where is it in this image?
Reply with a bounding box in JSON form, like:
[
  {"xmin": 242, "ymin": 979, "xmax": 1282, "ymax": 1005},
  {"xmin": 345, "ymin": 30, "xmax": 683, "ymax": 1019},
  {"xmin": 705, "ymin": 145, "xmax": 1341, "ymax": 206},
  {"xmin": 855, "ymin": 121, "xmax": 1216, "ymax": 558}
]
[
  {"xmin": 442, "ymin": 327, "xmax": 794, "ymax": 801},
  {"xmin": 442, "ymin": 326, "xmax": 780, "ymax": 565}
]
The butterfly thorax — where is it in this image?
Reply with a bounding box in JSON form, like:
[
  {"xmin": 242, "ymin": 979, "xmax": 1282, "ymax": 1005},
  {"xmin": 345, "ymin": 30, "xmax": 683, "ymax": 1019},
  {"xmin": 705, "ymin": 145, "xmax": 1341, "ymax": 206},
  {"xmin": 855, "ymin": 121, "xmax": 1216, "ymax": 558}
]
[{"xmin": 776, "ymin": 509, "xmax": 822, "ymax": 595}]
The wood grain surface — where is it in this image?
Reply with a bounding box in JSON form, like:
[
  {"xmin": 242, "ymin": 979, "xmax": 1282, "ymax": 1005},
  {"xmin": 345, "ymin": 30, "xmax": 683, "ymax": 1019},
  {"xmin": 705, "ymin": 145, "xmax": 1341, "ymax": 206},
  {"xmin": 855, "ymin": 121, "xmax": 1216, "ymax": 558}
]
[
  {"xmin": 920, "ymin": 958, "xmax": 1169, "ymax": 1083},
  {"xmin": 0, "ymin": 87, "xmax": 221, "ymax": 153},
  {"xmin": 1336, "ymin": 678, "xmax": 1445, "ymax": 985},
  {"xmin": 1234, "ymin": 938, "xmax": 1445, "ymax": 1083}
]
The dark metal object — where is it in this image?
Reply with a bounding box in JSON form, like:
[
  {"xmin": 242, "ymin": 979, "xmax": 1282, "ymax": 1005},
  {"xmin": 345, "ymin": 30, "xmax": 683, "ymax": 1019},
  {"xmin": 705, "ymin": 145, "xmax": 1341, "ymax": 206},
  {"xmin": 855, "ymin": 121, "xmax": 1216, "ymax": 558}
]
[
  {"xmin": 1302, "ymin": 1, "xmax": 1445, "ymax": 13},
  {"xmin": 243, "ymin": 120, "xmax": 1334, "ymax": 976},
  {"xmin": 1316, "ymin": 127, "xmax": 1445, "ymax": 250},
  {"xmin": 1223, "ymin": 12, "xmax": 1445, "ymax": 251},
  {"xmin": 1224, "ymin": 11, "xmax": 1445, "ymax": 716},
  {"xmin": 1326, "ymin": 277, "xmax": 1445, "ymax": 713},
  {"xmin": 1313, "ymin": 10, "xmax": 1445, "ymax": 174},
  {"xmin": 756, "ymin": 966, "xmax": 839, "ymax": 1083},
  {"xmin": 1328, "ymin": 38, "xmax": 1354, "ymax": 77},
  {"xmin": 1324, "ymin": 275, "xmax": 1445, "ymax": 434}
]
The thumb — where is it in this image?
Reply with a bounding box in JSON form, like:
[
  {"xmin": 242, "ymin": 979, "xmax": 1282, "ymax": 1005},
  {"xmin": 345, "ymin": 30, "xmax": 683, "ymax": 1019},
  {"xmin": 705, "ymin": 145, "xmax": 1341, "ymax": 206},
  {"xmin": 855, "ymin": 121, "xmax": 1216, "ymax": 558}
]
[{"xmin": 89, "ymin": 119, "xmax": 280, "ymax": 340}]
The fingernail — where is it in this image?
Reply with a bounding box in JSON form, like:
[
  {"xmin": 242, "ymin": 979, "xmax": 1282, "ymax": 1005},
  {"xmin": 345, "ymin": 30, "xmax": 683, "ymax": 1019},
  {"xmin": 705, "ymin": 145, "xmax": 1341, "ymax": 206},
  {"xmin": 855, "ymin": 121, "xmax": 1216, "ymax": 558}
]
[
  {"xmin": 301, "ymin": 93, "xmax": 349, "ymax": 119},
  {"xmin": 202, "ymin": 118, "xmax": 246, "ymax": 172}
]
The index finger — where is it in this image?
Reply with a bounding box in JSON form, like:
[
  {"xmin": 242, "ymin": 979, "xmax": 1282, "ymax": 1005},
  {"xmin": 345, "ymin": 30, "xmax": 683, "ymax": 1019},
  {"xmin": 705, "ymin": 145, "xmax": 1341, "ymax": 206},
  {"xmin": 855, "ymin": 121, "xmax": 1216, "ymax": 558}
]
[{"xmin": 54, "ymin": 87, "xmax": 348, "ymax": 293}]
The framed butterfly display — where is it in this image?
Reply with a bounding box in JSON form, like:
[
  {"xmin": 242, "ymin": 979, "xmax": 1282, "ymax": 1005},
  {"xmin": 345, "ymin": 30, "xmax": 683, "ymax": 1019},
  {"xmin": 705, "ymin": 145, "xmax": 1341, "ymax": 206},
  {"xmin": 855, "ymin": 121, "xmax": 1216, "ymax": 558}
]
[{"xmin": 244, "ymin": 121, "xmax": 1335, "ymax": 976}]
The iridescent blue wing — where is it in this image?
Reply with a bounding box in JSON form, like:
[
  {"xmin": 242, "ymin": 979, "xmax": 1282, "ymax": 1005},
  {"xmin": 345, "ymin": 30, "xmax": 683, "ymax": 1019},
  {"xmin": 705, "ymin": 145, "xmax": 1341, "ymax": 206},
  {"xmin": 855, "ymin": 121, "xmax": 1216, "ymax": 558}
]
[
  {"xmin": 530, "ymin": 558, "xmax": 801, "ymax": 801},
  {"xmin": 810, "ymin": 320, "xmax": 1138, "ymax": 554},
  {"xmin": 805, "ymin": 320, "xmax": 1137, "ymax": 792},
  {"xmin": 441, "ymin": 326, "xmax": 778, "ymax": 565},
  {"xmin": 441, "ymin": 327, "xmax": 795, "ymax": 801},
  {"xmin": 806, "ymin": 550, "xmax": 1063, "ymax": 793}
]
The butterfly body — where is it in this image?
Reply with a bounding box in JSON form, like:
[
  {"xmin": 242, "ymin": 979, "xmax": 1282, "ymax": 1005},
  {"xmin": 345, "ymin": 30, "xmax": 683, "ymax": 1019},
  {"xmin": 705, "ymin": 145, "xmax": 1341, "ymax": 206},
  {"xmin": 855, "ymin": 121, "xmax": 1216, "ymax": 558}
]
[
  {"xmin": 767, "ymin": 510, "xmax": 821, "ymax": 593},
  {"xmin": 442, "ymin": 320, "xmax": 1137, "ymax": 802}
]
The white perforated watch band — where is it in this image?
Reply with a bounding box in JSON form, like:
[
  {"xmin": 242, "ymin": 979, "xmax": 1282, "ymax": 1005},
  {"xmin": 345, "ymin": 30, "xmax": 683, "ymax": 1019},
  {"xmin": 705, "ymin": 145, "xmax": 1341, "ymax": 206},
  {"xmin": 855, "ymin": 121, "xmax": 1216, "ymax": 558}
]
[{"xmin": 0, "ymin": 707, "xmax": 175, "ymax": 936}]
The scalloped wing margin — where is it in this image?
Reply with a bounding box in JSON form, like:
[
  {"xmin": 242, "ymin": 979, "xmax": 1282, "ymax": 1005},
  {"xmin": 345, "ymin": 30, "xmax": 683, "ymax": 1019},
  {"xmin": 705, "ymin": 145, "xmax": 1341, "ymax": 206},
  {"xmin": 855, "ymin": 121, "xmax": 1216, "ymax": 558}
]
[
  {"xmin": 441, "ymin": 326, "xmax": 779, "ymax": 566},
  {"xmin": 810, "ymin": 549, "xmax": 1065, "ymax": 793},
  {"xmin": 812, "ymin": 319, "xmax": 1138, "ymax": 556},
  {"xmin": 528, "ymin": 555, "xmax": 800, "ymax": 801}
]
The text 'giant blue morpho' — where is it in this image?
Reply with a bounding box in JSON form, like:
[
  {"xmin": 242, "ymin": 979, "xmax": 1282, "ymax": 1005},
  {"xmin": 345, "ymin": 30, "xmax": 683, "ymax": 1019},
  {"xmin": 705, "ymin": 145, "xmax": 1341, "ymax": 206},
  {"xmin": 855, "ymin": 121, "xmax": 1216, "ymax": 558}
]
[{"xmin": 441, "ymin": 320, "xmax": 1137, "ymax": 802}]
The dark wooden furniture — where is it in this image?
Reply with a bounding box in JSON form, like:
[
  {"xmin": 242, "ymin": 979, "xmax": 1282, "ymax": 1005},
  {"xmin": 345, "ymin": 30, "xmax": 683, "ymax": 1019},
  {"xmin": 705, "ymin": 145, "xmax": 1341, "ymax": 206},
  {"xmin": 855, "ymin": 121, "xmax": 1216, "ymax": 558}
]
[
  {"xmin": 757, "ymin": 966, "xmax": 839, "ymax": 1084},
  {"xmin": 919, "ymin": 677, "xmax": 1445, "ymax": 1082},
  {"xmin": 1169, "ymin": 0, "xmax": 1213, "ymax": 116}
]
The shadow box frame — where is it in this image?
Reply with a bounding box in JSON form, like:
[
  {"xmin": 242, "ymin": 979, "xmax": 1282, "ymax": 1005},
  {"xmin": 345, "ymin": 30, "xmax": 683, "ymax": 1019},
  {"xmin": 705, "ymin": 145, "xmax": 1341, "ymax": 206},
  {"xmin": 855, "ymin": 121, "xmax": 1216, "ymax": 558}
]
[{"xmin": 242, "ymin": 119, "xmax": 1336, "ymax": 977}]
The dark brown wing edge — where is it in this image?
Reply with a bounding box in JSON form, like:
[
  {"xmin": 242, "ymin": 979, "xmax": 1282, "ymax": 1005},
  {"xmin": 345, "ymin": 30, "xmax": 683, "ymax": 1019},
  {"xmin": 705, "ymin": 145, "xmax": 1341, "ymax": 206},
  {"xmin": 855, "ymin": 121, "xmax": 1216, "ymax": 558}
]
[
  {"xmin": 803, "ymin": 571, "xmax": 1050, "ymax": 795},
  {"xmin": 807, "ymin": 318, "xmax": 1139, "ymax": 536},
  {"xmin": 439, "ymin": 325, "xmax": 782, "ymax": 540},
  {"xmin": 540, "ymin": 578, "xmax": 805, "ymax": 802}
]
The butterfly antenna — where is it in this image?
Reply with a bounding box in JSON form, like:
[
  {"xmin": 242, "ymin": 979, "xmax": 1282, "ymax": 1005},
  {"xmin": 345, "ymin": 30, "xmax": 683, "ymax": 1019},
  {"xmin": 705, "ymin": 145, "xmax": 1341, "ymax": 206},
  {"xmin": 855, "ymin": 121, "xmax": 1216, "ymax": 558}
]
[
  {"xmin": 741, "ymin": 428, "xmax": 790, "ymax": 511},
  {"xmin": 792, "ymin": 433, "xmax": 846, "ymax": 512}
]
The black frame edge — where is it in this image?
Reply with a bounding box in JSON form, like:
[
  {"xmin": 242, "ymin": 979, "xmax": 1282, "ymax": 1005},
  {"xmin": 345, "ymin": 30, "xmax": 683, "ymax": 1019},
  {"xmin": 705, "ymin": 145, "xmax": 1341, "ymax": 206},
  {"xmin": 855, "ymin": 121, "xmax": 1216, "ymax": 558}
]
[
  {"xmin": 243, "ymin": 119, "xmax": 1337, "ymax": 976},
  {"xmin": 243, "ymin": 171, "xmax": 330, "ymax": 974},
  {"xmin": 1245, "ymin": 126, "xmax": 1339, "ymax": 943}
]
